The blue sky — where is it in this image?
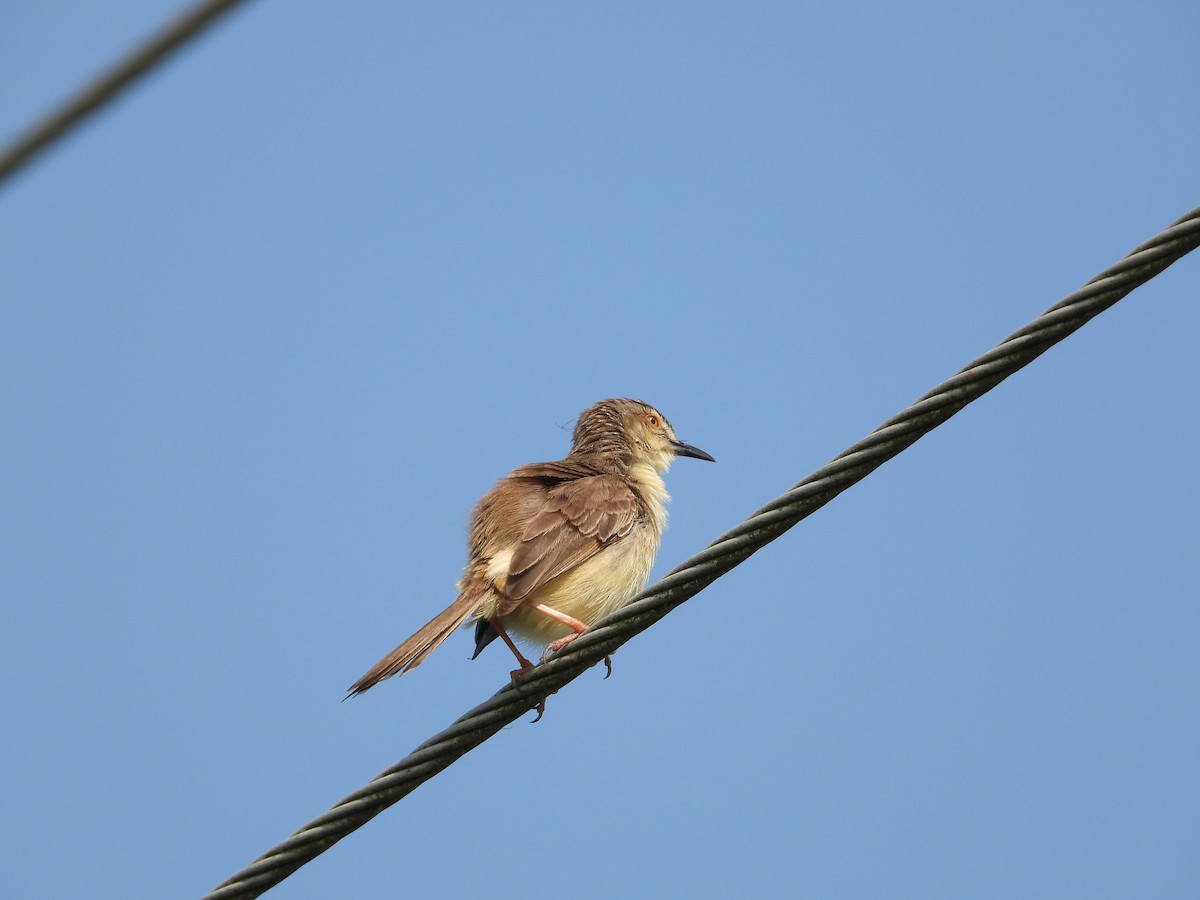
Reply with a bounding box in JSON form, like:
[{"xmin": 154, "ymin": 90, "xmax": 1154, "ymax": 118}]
[{"xmin": 2, "ymin": 2, "xmax": 1198, "ymax": 898}]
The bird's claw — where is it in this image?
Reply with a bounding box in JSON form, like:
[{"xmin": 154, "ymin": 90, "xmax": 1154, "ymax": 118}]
[
  {"xmin": 541, "ymin": 633, "xmax": 578, "ymax": 661},
  {"xmin": 510, "ymin": 665, "xmax": 548, "ymax": 723},
  {"xmin": 540, "ymin": 638, "xmax": 614, "ymax": 680},
  {"xmin": 509, "ymin": 664, "xmax": 534, "ymax": 686}
]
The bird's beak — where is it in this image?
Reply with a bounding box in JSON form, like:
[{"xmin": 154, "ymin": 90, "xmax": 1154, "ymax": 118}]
[{"xmin": 671, "ymin": 440, "xmax": 715, "ymax": 462}]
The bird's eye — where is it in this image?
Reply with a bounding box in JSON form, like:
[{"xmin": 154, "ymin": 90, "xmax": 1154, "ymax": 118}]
[{"xmin": 645, "ymin": 414, "xmax": 661, "ymax": 429}]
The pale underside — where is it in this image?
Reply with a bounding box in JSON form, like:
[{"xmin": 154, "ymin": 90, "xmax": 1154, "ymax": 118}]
[{"xmin": 477, "ymin": 529, "xmax": 661, "ymax": 644}]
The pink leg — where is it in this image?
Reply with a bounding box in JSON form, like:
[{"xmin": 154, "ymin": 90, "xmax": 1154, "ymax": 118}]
[
  {"xmin": 527, "ymin": 601, "xmax": 588, "ymax": 635},
  {"xmin": 490, "ymin": 619, "xmax": 545, "ymax": 721},
  {"xmin": 492, "ymin": 619, "xmax": 536, "ymax": 674},
  {"xmin": 525, "ymin": 602, "xmax": 613, "ymax": 678}
]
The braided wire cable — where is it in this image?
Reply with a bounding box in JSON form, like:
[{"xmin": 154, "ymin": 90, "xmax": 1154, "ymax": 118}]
[
  {"xmin": 0, "ymin": 0, "xmax": 255, "ymax": 188},
  {"xmin": 205, "ymin": 206, "xmax": 1200, "ymax": 899}
]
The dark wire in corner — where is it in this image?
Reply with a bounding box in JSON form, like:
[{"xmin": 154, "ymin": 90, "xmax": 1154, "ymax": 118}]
[{"xmin": 0, "ymin": 0, "xmax": 256, "ymax": 189}]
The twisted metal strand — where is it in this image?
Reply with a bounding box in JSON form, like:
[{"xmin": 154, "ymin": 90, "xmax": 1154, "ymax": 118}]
[
  {"xmin": 205, "ymin": 206, "xmax": 1200, "ymax": 899},
  {"xmin": 0, "ymin": 0, "xmax": 255, "ymax": 188}
]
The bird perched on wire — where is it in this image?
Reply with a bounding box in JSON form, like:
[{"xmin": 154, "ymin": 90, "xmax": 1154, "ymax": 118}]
[{"xmin": 346, "ymin": 398, "xmax": 713, "ymax": 709}]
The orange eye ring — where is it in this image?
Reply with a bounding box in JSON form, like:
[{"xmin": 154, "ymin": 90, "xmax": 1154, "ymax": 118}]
[{"xmin": 645, "ymin": 414, "xmax": 661, "ymax": 429}]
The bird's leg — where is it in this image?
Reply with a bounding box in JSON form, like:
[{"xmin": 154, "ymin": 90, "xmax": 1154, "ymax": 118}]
[
  {"xmin": 490, "ymin": 619, "xmax": 546, "ymax": 722},
  {"xmin": 491, "ymin": 618, "xmax": 536, "ymax": 677},
  {"xmin": 525, "ymin": 601, "xmax": 614, "ymax": 678}
]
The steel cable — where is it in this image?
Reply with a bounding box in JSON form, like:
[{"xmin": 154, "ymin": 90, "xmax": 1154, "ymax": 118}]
[
  {"xmin": 0, "ymin": 0, "xmax": 255, "ymax": 188},
  {"xmin": 205, "ymin": 206, "xmax": 1200, "ymax": 899}
]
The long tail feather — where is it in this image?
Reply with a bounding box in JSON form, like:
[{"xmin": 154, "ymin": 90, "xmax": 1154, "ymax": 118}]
[{"xmin": 345, "ymin": 593, "xmax": 478, "ymax": 698}]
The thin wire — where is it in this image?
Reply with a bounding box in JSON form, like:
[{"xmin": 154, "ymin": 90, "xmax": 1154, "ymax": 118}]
[
  {"xmin": 0, "ymin": 0, "xmax": 256, "ymax": 189},
  {"xmin": 205, "ymin": 206, "xmax": 1200, "ymax": 899}
]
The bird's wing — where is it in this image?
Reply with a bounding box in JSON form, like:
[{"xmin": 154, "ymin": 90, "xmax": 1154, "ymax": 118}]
[
  {"xmin": 500, "ymin": 473, "xmax": 639, "ymax": 610},
  {"xmin": 507, "ymin": 458, "xmax": 609, "ymax": 480}
]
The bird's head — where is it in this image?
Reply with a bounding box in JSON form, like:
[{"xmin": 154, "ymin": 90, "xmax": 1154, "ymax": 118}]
[{"xmin": 572, "ymin": 398, "xmax": 714, "ymax": 473}]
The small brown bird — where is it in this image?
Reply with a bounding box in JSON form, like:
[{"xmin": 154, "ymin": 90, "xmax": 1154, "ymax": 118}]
[{"xmin": 347, "ymin": 398, "xmax": 713, "ymax": 701}]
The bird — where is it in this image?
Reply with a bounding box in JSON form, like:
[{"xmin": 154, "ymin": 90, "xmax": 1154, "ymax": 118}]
[{"xmin": 346, "ymin": 398, "xmax": 713, "ymax": 708}]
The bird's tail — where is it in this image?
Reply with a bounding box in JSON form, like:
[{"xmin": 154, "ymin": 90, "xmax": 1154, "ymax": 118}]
[{"xmin": 345, "ymin": 592, "xmax": 479, "ymax": 698}]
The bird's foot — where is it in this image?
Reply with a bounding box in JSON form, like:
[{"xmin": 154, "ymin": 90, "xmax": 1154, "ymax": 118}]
[
  {"xmin": 509, "ymin": 663, "xmax": 547, "ymax": 723},
  {"xmin": 509, "ymin": 663, "xmax": 535, "ymax": 685},
  {"xmin": 541, "ymin": 635, "xmax": 614, "ymax": 677},
  {"xmin": 543, "ymin": 633, "xmax": 578, "ymax": 659}
]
